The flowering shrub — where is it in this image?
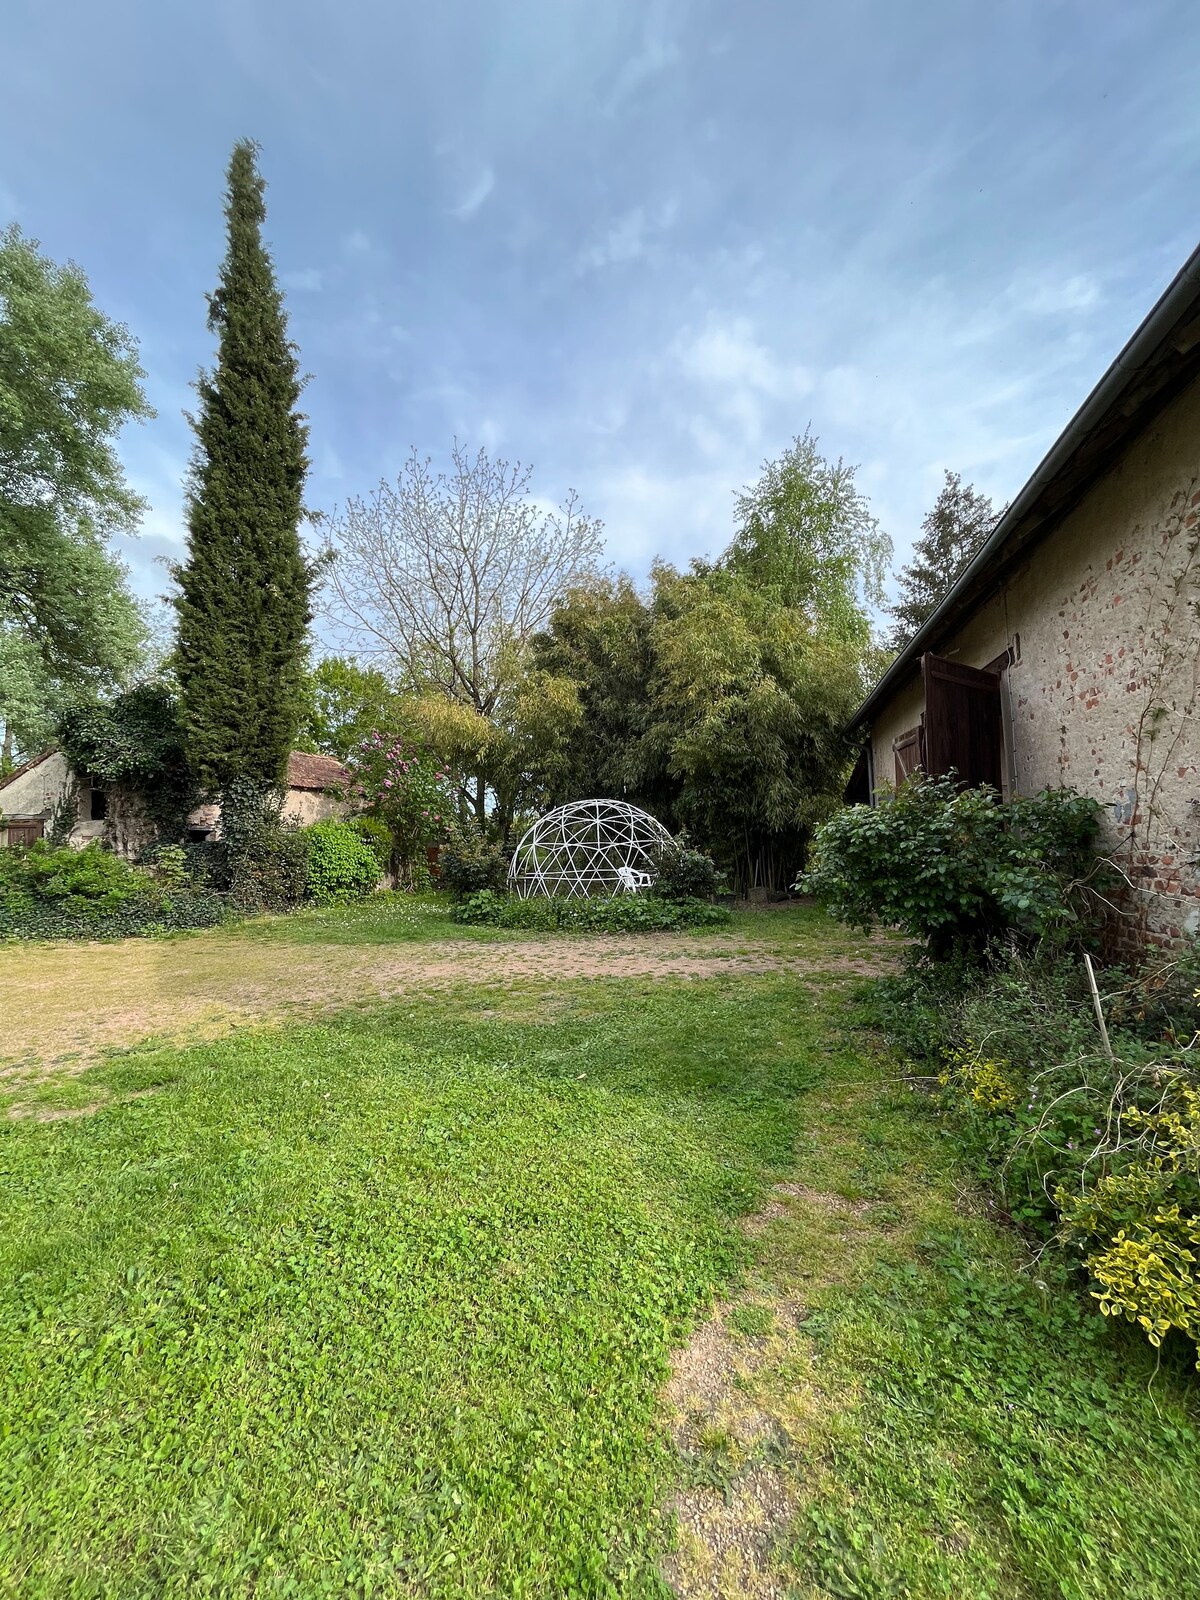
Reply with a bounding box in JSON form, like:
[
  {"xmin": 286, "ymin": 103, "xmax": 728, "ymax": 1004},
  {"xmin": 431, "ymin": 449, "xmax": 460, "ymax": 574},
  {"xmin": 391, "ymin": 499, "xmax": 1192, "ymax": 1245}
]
[{"xmin": 343, "ymin": 733, "xmax": 455, "ymax": 886}]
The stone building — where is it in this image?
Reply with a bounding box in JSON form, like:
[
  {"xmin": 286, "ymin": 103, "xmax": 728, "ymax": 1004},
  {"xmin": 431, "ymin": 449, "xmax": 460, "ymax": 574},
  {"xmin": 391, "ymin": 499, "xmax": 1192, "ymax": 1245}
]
[
  {"xmin": 0, "ymin": 750, "xmax": 348, "ymax": 851},
  {"xmin": 849, "ymin": 241, "xmax": 1200, "ymax": 950}
]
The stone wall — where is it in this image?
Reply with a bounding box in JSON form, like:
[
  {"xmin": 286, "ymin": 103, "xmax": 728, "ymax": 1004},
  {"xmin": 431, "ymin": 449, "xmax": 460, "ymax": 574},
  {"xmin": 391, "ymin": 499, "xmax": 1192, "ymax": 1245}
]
[{"xmin": 869, "ymin": 375, "xmax": 1200, "ymax": 950}]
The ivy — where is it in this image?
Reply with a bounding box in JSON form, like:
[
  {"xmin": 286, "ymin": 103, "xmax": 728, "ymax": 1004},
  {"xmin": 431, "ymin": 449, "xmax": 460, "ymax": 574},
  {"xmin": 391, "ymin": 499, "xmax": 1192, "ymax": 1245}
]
[{"xmin": 58, "ymin": 683, "xmax": 198, "ymax": 837}]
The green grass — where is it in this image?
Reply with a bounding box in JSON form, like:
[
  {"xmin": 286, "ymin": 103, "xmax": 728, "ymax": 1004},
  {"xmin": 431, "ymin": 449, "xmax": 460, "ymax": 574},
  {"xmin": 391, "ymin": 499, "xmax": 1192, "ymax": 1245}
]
[
  {"xmin": 2, "ymin": 907, "xmax": 1199, "ymax": 1598},
  {"xmin": 0, "ymin": 974, "xmax": 822, "ymax": 1596},
  {"xmin": 705, "ymin": 1060, "xmax": 1200, "ymax": 1599}
]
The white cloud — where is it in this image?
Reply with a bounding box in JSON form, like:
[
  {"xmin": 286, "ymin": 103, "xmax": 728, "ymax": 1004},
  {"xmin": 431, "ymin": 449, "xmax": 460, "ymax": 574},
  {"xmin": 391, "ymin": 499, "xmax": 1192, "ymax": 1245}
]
[
  {"xmin": 592, "ymin": 461, "xmax": 737, "ymax": 571},
  {"xmin": 576, "ymin": 199, "xmax": 678, "ymax": 274},
  {"xmin": 342, "ymin": 229, "xmax": 372, "ymax": 256},
  {"xmin": 671, "ymin": 313, "xmax": 813, "ymax": 449},
  {"xmin": 1019, "ymin": 271, "xmax": 1103, "ymax": 316},
  {"xmin": 283, "ymin": 267, "xmax": 324, "ymax": 292},
  {"xmin": 604, "ymin": 4, "xmax": 681, "ymax": 115},
  {"xmin": 452, "ymin": 165, "xmax": 495, "ymax": 220}
]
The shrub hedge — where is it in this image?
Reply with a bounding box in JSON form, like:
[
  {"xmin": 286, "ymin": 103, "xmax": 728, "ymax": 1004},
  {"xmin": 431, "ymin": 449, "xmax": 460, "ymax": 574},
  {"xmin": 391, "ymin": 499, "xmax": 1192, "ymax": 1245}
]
[
  {"xmin": 805, "ymin": 775, "xmax": 1108, "ymax": 957},
  {"xmin": 438, "ymin": 826, "xmax": 510, "ymax": 901},
  {"xmin": 450, "ymin": 889, "xmax": 728, "ymax": 932},
  {"xmin": 0, "ymin": 841, "xmax": 227, "ymax": 941},
  {"xmin": 649, "ymin": 839, "xmax": 726, "ymax": 902}
]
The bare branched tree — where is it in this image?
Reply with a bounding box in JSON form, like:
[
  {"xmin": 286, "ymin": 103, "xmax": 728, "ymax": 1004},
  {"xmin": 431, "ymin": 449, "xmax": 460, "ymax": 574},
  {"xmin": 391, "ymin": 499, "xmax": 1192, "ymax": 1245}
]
[{"xmin": 319, "ymin": 443, "xmax": 603, "ymax": 718}]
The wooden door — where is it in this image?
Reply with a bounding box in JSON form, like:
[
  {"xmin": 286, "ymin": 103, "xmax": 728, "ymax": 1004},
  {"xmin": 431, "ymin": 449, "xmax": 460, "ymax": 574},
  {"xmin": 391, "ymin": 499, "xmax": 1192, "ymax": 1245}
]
[
  {"xmin": 5, "ymin": 821, "xmax": 44, "ymax": 847},
  {"xmin": 921, "ymin": 653, "xmax": 1003, "ymax": 790}
]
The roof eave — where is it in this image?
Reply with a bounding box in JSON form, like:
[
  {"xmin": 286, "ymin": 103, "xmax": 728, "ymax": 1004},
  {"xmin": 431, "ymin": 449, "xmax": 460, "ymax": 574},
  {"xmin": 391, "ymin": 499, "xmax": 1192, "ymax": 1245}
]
[{"xmin": 849, "ymin": 238, "xmax": 1200, "ymax": 731}]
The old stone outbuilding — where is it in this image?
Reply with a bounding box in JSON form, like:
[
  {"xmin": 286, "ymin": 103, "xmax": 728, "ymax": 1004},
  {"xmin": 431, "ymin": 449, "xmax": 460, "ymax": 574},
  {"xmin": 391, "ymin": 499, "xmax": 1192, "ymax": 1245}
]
[
  {"xmin": 0, "ymin": 750, "xmax": 348, "ymax": 852},
  {"xmin": 850, "ymin": 241, "xmax": 1200, "ymax": 951}
]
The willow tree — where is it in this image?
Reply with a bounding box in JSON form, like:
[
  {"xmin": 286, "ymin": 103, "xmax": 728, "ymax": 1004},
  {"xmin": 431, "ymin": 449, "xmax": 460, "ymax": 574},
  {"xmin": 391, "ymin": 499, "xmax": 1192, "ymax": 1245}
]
[{"xmin": 172, "ymin": 141, "xmax": 313, "ymax": 796}]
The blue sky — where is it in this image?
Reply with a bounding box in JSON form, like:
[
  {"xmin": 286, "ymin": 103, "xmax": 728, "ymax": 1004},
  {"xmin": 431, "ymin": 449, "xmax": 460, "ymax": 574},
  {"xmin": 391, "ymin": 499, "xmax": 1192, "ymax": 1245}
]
[{"xmin": 5, "ymin": 0, "xmax": 1200, "ymax": 631}]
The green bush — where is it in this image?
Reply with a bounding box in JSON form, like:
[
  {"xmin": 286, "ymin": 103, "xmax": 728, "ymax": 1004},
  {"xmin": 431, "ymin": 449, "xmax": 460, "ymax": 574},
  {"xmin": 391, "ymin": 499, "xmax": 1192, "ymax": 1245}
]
[
  {"xmin": 0, "ymin": 841, "xmax": 226, "ymax": 941},
  {"xmin": 0, "ymin": 841, "xmax": 150, "ymax": 914},
  {"xmin": 804, "ymin": 775, "xmax": 1107, "ymax": 958},
  {"xmin": 438, "ymin": 826, "xmax": 510, "ymax": 901},
  {"xmin": 304, "ymin": 819, "xmax": 381, "ymax": 904},
  {"xmin": 450, "ymin": 889, "xmax": 728, "ymax": 932},
  {"xmin": 137, "ymin": 843, "xmax": 191, "ymax": 889},
  {"xmin": 649, "ymin": 838, "xmax": 726, "ymax": 902}
]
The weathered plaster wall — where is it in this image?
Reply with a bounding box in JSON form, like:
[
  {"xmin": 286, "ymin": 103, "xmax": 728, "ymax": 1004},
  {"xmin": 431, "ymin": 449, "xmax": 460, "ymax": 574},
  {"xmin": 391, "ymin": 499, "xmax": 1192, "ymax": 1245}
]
[
  {"xmin": 0, "ymin": 752, "xmax": 68, "ymax": 823},
  {"xmin": 184, "ymin": 786, "xmax": 345, "ymax": 839},
  {"xmin": 0, "ymin": 752, "xmax": 105, "ymax": 847},
  {"xmin": 280, "ymin": 788, "xmax": 347, "ymax": 828},
  {"xmin": 869, "ymin": 374, "xmax": 1200, "ymax": 948}
]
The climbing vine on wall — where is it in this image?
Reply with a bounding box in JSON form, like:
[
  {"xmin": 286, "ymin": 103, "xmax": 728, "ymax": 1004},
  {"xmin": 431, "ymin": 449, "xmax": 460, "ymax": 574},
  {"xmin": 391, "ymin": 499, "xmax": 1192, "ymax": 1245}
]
[{"xmin": 58, "ymin": 684, "xmax": 199, "ymax": 849}]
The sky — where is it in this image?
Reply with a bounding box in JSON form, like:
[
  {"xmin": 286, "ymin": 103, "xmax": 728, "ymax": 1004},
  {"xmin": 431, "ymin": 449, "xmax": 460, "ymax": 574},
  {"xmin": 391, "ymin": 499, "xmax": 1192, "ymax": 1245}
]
[{"xmin": 4, "ymin": 0, "xmax": 1200, "ymax": 637}]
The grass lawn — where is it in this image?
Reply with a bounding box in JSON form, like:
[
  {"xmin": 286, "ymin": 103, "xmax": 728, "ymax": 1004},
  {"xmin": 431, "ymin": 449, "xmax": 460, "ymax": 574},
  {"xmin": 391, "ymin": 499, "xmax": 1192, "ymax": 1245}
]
[{"xmin": 2, "ymin": 901, "xmax": 1199, "ymax": 1597}]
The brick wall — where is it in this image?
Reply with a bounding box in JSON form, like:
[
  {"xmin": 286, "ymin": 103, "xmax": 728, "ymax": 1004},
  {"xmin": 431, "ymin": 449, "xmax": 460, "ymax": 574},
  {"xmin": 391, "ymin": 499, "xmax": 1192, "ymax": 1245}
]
[{"xmin": 869, "ymin": 374, "xmax": 1200, "ymax": 952}]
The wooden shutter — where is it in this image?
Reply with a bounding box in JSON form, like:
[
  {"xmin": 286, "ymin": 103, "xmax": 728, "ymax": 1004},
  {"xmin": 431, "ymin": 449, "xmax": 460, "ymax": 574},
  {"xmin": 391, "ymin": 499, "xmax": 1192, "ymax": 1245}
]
[
  {"xmin": 893, "ymin": 726, "xmax": 923, "ymax": 785},
  {"xmin": 921, "ymin": 653, "xmax": 1002, "ymax": 789}
]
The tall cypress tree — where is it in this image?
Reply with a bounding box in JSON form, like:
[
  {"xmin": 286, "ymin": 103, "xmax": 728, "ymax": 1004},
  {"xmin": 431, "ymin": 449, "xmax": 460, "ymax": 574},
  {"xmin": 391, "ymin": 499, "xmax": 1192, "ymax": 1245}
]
[{"xmin": 172, "ymin": 140, "xmax": 312, "ymax": 796}]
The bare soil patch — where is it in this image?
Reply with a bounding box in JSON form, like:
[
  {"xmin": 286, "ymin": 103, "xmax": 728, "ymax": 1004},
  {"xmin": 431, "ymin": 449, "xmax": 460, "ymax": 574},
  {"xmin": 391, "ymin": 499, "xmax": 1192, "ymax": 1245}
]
[
  {"xmin": 0, "ymin": 928, "xmax": 893, "ymax": 1078},
  {"xmin": 661, "ymin": 1180, "xmax": 883, "ymax": 1597}
]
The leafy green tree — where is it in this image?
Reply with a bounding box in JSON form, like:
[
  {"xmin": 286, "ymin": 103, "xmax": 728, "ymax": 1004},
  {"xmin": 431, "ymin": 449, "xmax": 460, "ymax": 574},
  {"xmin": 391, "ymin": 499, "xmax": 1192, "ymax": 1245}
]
[
  {"xmin": 528, "ymin": 575, "xmax": 665, "ymax": 810},
  {"xmin": 887, "ymin": 471, "xmax": 998, "ymax": 651},
  {"xmin": 0, "ymin": 225, "xmax": 151, "ymax": 764},
  {"xmin": 172, "ymin": 140, "xmax": 315, "ymax": 797},
  {"xmin": 0, "ymin": 629, "xmax": 59, "ymax": 770},
  {"xmin": 525, "ymin": 438, "xmax": 892, "ymax": 890},
  {"xmin": 645, "ymin": 566, "xmax": 861, "ymax": 893},
  {"xmin": 296, "ymin": 657, "xmax": 404, "ymax": 761},
  {"xmin": 724, "ymin": 429, "xmax": 890, "ymax": 644},
  {"xmin": 409, "ymin": 663, "xmax": 582, "ymax": 845}
]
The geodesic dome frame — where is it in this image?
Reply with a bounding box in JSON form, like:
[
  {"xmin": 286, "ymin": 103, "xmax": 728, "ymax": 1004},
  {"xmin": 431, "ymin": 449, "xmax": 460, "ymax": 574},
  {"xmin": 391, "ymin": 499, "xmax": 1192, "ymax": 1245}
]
[{"xmin": 507, "ymin": 799, "xmax": 675, "ymax": 900}]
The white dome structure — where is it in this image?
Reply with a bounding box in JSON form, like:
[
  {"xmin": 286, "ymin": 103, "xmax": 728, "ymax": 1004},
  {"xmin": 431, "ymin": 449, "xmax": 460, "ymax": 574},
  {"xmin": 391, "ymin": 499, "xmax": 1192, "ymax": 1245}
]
[{"xmin": 508, "ymin": 799, "xmax": 674, "ymax": 900}]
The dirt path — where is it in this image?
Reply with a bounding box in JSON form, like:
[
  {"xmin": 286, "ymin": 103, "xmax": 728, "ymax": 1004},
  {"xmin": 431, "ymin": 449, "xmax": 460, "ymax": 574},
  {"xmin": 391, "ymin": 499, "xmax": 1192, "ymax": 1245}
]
[{"xmin": 0, "ymin": 925, "xmax": 892, "ymax": 1076}]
